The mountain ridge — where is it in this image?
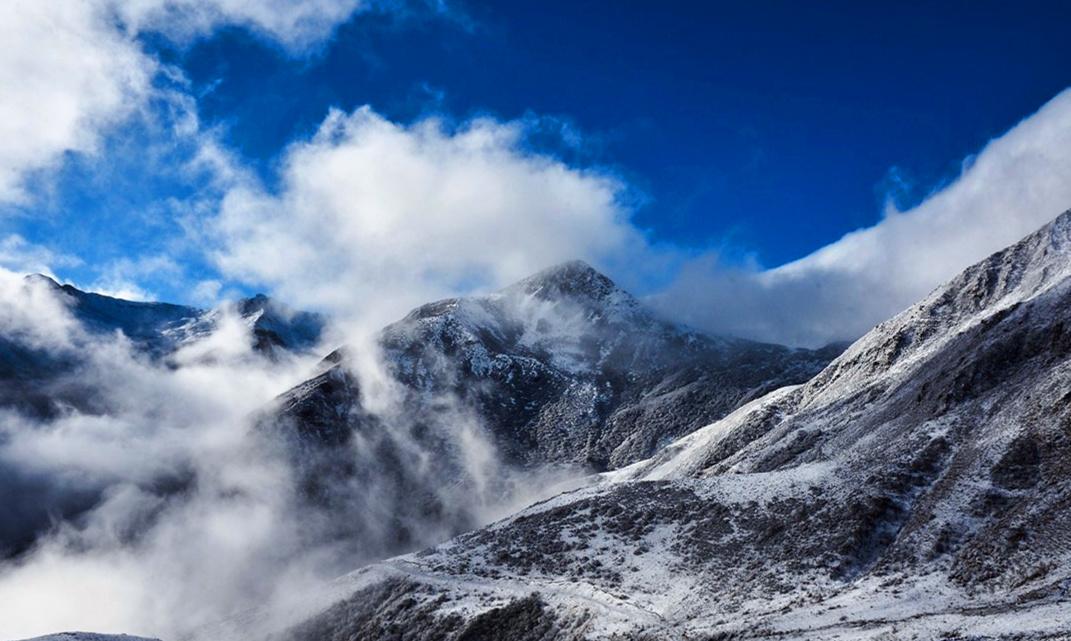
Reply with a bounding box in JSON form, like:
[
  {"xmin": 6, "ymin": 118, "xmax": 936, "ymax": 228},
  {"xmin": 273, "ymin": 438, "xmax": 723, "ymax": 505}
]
[
  {"xmin": 273, "ymin": 260, "xmax": 840, "ymax": 470},
  {"xmin": 32, "ymin": 274, "xmax": 325, "ymax": 356}
]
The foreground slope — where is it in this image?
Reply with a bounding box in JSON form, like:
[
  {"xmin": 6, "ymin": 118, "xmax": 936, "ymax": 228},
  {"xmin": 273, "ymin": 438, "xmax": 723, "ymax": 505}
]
[{"xmin": 278, "ymin": 210, "xmax": 1071, "ymax": 640}]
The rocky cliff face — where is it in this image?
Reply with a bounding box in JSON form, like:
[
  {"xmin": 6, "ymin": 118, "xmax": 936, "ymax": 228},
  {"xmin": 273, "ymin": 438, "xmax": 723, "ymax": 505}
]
[{"xmin": 273, "ymin": 212, "xmax": 1071, "ymax": 641}]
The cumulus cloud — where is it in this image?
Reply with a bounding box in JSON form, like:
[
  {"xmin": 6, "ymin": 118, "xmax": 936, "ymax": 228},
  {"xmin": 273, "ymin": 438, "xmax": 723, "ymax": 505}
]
[
  {"xmin": 0, "ymin": 0, "xmax": 364, "ymax": 205},
  {"xmin": 210, "ymin": 106, "xmax": 643, "ymax": 327},
  {"xmin": 0, "ymin": 1, "xmax": 152, "ymax": 203},
  {"xmin": 205, "ymin": 88, "xmax": 1071, "ymax": 348},
  {"xmin": 655, "ymin": 88, "xmax": 1071, "ymax": 346}
]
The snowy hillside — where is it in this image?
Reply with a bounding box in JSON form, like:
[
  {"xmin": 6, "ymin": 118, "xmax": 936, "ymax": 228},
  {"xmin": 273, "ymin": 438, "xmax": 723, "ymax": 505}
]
[{"xmin": 267, "ymin": 210, "xmax": 1071, "ymax": 640}]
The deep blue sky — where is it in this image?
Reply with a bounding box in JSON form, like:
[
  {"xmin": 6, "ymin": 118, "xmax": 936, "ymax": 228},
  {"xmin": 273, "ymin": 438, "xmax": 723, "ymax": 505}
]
[
  {"xmin": 8, "ymin": 0, "xmax": 1071, "ymax": 301},
  {"xmin": 173, "ymin": 0, "xmax": 1071, "ymax": 266}
]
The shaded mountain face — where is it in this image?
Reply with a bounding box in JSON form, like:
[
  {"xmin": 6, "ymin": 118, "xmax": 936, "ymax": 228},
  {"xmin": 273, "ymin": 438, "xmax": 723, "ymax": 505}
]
[
  {"xmin": 271, "ymin": 260, "xmax": 839, "ymax": 471},
  {"xmin": 273, "ymin": 211, "xmax": 1071, "ymax": 641},
  {"xmin": 37, "ymin": 275, "xmax": 325, "ymax": 358}
]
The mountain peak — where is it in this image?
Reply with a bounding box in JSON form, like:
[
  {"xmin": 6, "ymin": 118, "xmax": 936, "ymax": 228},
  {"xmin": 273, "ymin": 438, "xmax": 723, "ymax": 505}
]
[
  {"xmin": 23, "ymin": 273, "xmax": 61, "ymax": 289},
  {"xmin": 237, "ymin": 293, "xmax": 273, "ymax": 315},
  {"xmin": 502, "ymin": 259, "xmax": 632, "ymax": 308}
]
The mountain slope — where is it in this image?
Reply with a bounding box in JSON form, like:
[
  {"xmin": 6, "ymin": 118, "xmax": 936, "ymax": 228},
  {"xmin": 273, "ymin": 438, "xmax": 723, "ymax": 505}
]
[
  {"xmin": 249, "ymin": 261, "xmax": 840, "ymax": 583},
  {"xmin": 273, "ymin": 210, "xmax": 1071, "ymax": 641}
]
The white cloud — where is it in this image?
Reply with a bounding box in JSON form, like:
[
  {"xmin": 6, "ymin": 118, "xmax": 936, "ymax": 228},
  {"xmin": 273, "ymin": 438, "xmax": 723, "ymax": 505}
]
[
  {"xmin": 0, "ymin": 270, "xmax": 324, "ymax": 638},
  {"xmin": 210, "ymin": 106, "xmax": 643, "ymax": 327},
  {"xmin": 0, "ymin": 268, "xmax": 84, "ymax": 351},
  {"xmin": 208, "ymin": 88, "xmax": 1071, "ymax": 347},
  {"xmin": 655, "ymin": 88, "xmax": 1071, "ymax": 347},
  {"xmin": 0, "ymin": 1, "xmax": 153, "ymax": 203},
  {"xmin": 190, "ymin": 278, "xmax": 224, "ymax": 304},
  {"xmin": 115, "ymin": 0, "xmax": 363, "ymax": 51},
  {"xmin": 0, "ymin": 0, "xmax": 365, "ymax": 205},
  {"xmin": 0, "ymin": 234, "xmax": 80, "ymax": 276}
]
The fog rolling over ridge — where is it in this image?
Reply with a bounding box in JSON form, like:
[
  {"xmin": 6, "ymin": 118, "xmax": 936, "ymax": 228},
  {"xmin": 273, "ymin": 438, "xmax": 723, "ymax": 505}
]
[
  {"xmin": 0, "ymin": 261, "xmax": 834, "ymax": 639},
  {"xmin": 0, "ymin": 270, "xmax": 334, "ymax": 637}
]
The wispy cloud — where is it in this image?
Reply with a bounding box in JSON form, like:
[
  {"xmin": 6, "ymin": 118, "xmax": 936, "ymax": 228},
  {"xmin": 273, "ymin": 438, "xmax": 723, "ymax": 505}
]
[
  {"xmin": 0, "ymin": 235, "xmax": 81, "ymax": 276},
  {"xmin": 653, "ymin": 88, "xmax": 1071, "ymax": 346}
]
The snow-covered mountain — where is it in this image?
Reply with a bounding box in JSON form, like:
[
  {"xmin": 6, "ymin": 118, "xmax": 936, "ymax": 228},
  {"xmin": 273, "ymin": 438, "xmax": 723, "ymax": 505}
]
[
  {"xmin": 270, "ymin": 260, "xmax": 839, "ymax": 470},
  {"xmin": 0, "ymin": 275, "xmax": 325, "ymax": 415},
  {"xmin": 27, "ymin": 275, "xmax": 326, "ymax": 357},
  {"xmin": 250, "ymin": 261, "xmax": 840, "ymax": 570},
  {"xmin": 269, "ymin": 211, "xmax": 1071, "ymax": 641}
]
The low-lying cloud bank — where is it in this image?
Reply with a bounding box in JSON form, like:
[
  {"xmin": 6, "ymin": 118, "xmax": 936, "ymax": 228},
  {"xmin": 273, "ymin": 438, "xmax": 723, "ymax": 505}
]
[{"xmin": 0, "ymin": 270, "xmax": 317, "ymax": 638}]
